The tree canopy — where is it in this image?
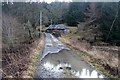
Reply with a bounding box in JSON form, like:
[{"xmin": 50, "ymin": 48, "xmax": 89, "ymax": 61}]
[{"xmin": 2, "ymin": 2, "xmax": 120, "ymax": 45}]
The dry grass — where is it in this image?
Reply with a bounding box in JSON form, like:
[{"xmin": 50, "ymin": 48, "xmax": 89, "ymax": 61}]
[
  {"xmin": 2, "ymin": 34, "xmax": 45, "ymax": 78},
  {"xmin": 64, "ymin": 26, "xmax": 79, "ymax": 39},
  {"xmin": 22, "ymin": 33, "xmax": 45, "ymax": 78},
  {"xmin": 59, "ymin": 27, "xmax": 119, "ymax": 78}
]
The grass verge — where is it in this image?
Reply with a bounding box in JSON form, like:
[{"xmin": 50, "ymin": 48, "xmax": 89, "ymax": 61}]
[
  {"xmin": 59, "ymin": 36, "xmax": 113, "ymax": 79},
  {"xmin": 23, "ymin": 33, "xmax": 45, "ymax": 78}
]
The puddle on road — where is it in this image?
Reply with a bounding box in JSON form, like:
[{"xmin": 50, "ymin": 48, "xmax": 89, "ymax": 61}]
[
  {"xmin": 36, "ymin": 61, "xmax": 105, "ymax": 78},
  {"xmin": 36, "ymin": 61, "xmax": 73, "ymax": 78},
  {"xmin": 36, "ymin": 49, "xmax": 106, "ymax": 79}
]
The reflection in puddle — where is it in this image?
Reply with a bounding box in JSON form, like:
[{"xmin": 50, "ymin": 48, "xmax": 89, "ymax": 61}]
[
  {"xmin": 43, "ymin": 62, "xmax": 63, "ymax": 73},
  {"xmin": 41, "ymin": 62, "xmax": 105, "ymax": 78},
  {"xmin": 74, "ymin": 69, "xmax": 104, "ymax": 78},
  {"xmin": 39, "ymin": 62, "xmax": 64, "ymax": 78}
]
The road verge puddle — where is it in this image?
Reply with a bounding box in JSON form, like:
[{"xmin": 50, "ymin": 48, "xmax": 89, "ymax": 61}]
[{"xmin": 38, "ymin": 61, "xmax": 105, "ymax": 78}]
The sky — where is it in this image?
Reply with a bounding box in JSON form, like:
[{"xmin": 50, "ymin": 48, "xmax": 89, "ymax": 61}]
[
  {"xmin": 2, "ymin": 0, "xmax": 120, "ymax": 3},
  {"xmin": 25, "ymin": 0, "xmax": 72, "ymax": 3}
]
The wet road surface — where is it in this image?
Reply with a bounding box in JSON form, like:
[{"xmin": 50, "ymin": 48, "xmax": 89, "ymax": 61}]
[
  {"xmin": 40, "ymin": 33, "xmax": 70, "ymax": 60},
  {"xmin": 34, "ymin": 33, "xmax": 108, "ymax": 80}
]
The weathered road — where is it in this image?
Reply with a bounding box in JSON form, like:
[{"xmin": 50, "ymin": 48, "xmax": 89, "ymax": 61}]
[
  {"xmin": 34, "ymin": 33, "xmax": 108, "ymax": 79},
  {"xmin": 40, "ymin": 33, "xmax": 70, "ymax": 60}
]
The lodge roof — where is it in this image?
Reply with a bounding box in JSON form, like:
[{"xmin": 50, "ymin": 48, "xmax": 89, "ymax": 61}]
[{"xmin": 48, "ymin": 24, "xmax": 67, "ymax": 30}]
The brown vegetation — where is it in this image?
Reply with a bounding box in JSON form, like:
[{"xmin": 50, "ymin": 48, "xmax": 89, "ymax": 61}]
[
  {"xmin": 60, "ymin": 34, "xmax": 119, "ymax": 78},
  {"xmin": 2, "ymin": 12, "xmax": 42, "ymax": 78},
  {"xmin": 2, "ymin": 40, "xmax": 34, "ymax": 78},
  {"xmin": 2, "ymin": 36, "xmax": 45, "ymax": 78}
]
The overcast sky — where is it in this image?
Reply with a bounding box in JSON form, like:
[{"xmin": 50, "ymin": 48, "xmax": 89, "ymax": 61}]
[
  {"xmin": 2, "ymin": 0, "xmax": 120, "ymax": 3},
  {"xmin": 28, "ymin": 0, "xmax": 72, "ymax": 3}
]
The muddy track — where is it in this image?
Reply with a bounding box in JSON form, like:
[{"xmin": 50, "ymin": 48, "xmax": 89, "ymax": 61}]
[{"xmin": 34, "ymin": 33, "xmax": 108, "ymax": 79}]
